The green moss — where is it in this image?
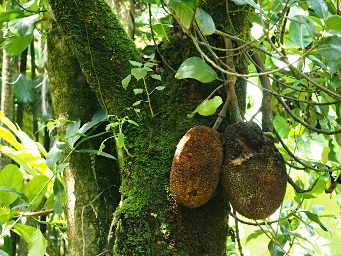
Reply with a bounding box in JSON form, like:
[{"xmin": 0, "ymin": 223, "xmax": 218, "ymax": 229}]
[
  {"xmin": 49, "ymin": 0, "xmax": 140, "ymax": 115},
  {"xmin": 48, "ymin": 18, "xmax": 120, "ymax": 255}
]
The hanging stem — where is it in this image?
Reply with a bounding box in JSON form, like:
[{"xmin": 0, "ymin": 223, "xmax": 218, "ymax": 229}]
[
  {"xmin": 213, "ymin": 37, "xmax": 242, "ymax": 129},
  {"xmin": 250, "ymin": 52, "xmax": 273, "ymax": 132}
]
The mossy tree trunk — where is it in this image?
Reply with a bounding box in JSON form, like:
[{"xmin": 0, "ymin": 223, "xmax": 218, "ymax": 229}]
[
  {"xmin": 47, "ymin": 16, "xmax": 120, "ymax": 255},
  {"xmin": 48, "ymin": 0, "xmax": 250, "ymax": 255}
]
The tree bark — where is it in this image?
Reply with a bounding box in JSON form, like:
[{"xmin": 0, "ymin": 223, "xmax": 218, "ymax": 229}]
[
  {"xmin": 0, "ymin": 25, "xmax": 15, "ymax": 169},
  {"xmin": 47, "ymin": 16, "xmax": 120, "ymax": 255},
  {"xmin": 48, "ymin": 0, "xmax": 251, "ymax": 255}
]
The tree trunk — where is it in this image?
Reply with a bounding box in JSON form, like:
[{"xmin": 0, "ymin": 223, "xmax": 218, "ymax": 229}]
[
  {"xmin": 47, "ymin": 16, "xmax": 120, "ymax": 255},
  {"xmin": 48, "ymin": 0, "xmax": 251, "ymax": 255},
  {"xmin": 0, "ymin": 24, "xmax": 15, "ymax": 169}
]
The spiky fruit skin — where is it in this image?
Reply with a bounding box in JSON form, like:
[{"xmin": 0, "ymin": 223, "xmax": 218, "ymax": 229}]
[
  {"xmin": 221, "ymin": 121, "xmax": 287, "ymax": 219},
  {"xmin": 170, "ymin": 126, "xmax": 223, "ymax": 208}
]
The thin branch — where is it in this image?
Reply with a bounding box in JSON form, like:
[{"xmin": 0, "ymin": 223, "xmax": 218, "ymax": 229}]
[
  {"xmin": 14, "ymin": 209, "xmax": 53, "ymax": 217},
  {"xmin": 287, "ymin": 176, "xmax": 319, "ymax": 193},
  {"xmin": 234, "ymin": 210, "xmax": 244, "ymax": 256},
  {"xmin": 148, "ymin": 4, "xmax": 175, "ymax": 73},
  {"xmin": 228, "ymin": 198, "xmax": 304, "ymax": 226},
  {"xmin": 273, "ymin": 128, "xmax": 337, "ymax": 173},
  {"xmin": 250, "ymin": 52, "xmax": 273, "ymax": 132},
  {"xmin": 276, "ymin": 96, "xmax": 341, "ymax": 135}
]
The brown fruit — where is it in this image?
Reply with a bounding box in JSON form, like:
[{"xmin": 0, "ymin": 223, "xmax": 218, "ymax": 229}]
[
  {"xmin": 170, "ymin": 126, "xmax": 223, "ymax": 208},
  {"xmin": 221, "ymin": 121, "xmax": 287, "ymax": 219}
]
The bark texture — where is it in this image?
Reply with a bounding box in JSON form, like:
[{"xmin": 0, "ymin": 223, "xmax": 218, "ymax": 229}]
[
  {"xmin": 0, "ymin": 26, "xmax": 15, "ymax": 169},
  {"xmin": 47, "ymin": 17, "xmax": 119, "ymax": 255}
]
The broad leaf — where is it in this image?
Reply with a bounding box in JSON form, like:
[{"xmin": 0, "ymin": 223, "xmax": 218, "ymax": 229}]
[
  {"xmin": 0, "ymin": 249, "xmax": 10, "ymax": 256},
  {"xmin": 1, "ymin": 35, "xmax": 33, "ymax": 56},
  {"xmin": 317, "ymin": 36, "xmax": 341, "ymax": 72},
  {"xmin": 288, "ymin": 15, "xmax": 315, "ymax": 48},
  {"xmin": 131, "ymin": 68, "xmax": 148, "ymax": 80},
  {"xmin": 192, "ymin": 96, "xmax": 223, "ymax": 116},
  {"xmin": 0, "ymin": 10, "xmax": 25, "ymax": 23},
  {"xmin": 307, "ymin": 0, "xmax": 329, "ymax": 19},
  {"xmin": 22, "ymin": 175, "xmax": 50, "ymax": 210},
  {"xmin": 195, "ymin": 8, "xmax": 215, "ymax": 36},
  {"xmin": 325, "ymin": 15, "xmax": 341, "ymax": 32},
  {"xmin": 268, "ymin": 240, "xmax": 286, "ymax": 256},
  {"xmin": 273, "ymin": 115, "xmax": 290, "ymax": 138},
  {"xmin": 8, "ymin": 14, "xmax": 39, "ymax": 36},
  {"xmin": 0, "ymin": 164, "xmax": 24, "ymax": 206},
  {"xmin": 46, "ymin": 141, "xmax": 66, "ymax": 169},
  {"xmin": 175, "ymin": 56, "xmax": 217, "ymax": 83},
  {"xmin": 13, "ymin": 224, "xmax": 47, "ymax": 256},
  {"xmin": 0, "ymin": 127, "xmax": 22, "ymax": 150},
  {"xmin": 169, "ymin": 0, "xmax": 196, "ymax": 31},
  {"xmin": 13, "ymin": 75, "xmax": 35, "ymax": 103}
]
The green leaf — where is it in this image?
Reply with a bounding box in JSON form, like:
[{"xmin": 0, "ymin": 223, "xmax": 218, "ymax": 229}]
[
  {"xmin": 268, "ymin": 241, "xmax": 285, "ymax": 256},
  {"xmin": 46, "ymin": 141, "xmax": 66, "ymax": 169},
  {"xmin": 0, "ymin": 249, "xmax": 10, "ymax": 256},
  {"xmin": 13, "ymin": 224, "xmax": 47, "ymax": 256},
  {"xmin": 8, "ymin": 14, "xmax": 39, "ymax": 36},
  {"xmin": 131, "ymin": 68, "xmax": 148, "ymax": 80},
  {"xmin": 0, "ymin": 164, "xmax": 24, "ymax": 206},
  {"xmin": 230, "ymin": 0, "xmax": 260, "ymax": 10},
  {"xmin": 246, "ymin": 229, "xmax": 264, "ymax": 243},
  {"xmin": 122, "ymin": 74, "xmax": 131, "ymax": 89},
  {"xmin": 152, "ymin": 23, "xmax": 171, "ymax": 40},
  {"xmin": 0, "ymin": 207, "xmax": 12, "ymax": 225},
  {"xmin": 13, "ymin": 75, "xmax": 35, "ymax": 103},
  {"xmin": 22, "ymin": 175, "xmax": 50, "ymax": 210},
  {"xmin": 1, "ymin": 35, "xmax": 33, "ymax": 56},
  {"xmin": 53, "ymin": 178, "xmax": 64, "ymax": 215},
  {"xmin": 175, "ymin": 56, "xmax": 217, "ymax": 83},
  {"xmin": 273, "ymin": 115, "xmax": 290, "ymax": 138},
  {"xmin": 302, "ymin": 211, "xmax": 328, "ymax": 232},
  {"xmin": 195, "ymin": 8, "xmax": 216, "ymax": 36},
  {"xmin": 0, "ymin": 10, "xmax": 25, "ymax": 23},
  {"xmin": 318, "ymin": 36, "xmax": 341, "ymax": 72},
  {"xmin": 288, "ymin": 15, "xmax": 315, "ymax": 48},
  {"xmin": 169, "ymin": 0, "xmax": 196, "ymax": 31},
  {"xmin": 127, "ymin": 119, "xmax": 139, "ymax": 126},
  {"xmin": 192, "ymin": 96, "xmax": 223, "ymax": 116},
  {"xmin": 155, "ymin": 86, "xmax": 165, "ymax": 91},
  {"xmin": 67, "ymin": 110, "xmax": 107, "ymax": 147},
  {"xmin": 133, "ymin": 88, "xmax": 144, "ymax": 95},
  {"xmin": 151, "ymin": 74, "xmax": 161, "ymax": 81},
  {"xmin": 307, "ymin": 0, "xmax": 329, "ymax": 19},
  {"xmin": 0, "ymin": 186, "xmax": 28, "ymax": 203},
  {"xmin": 129, "ymin": 60, "xmax": 143, "ymax": 67},
  {"xmin": 325, "ymin": 15, "xmax": 341, "ymax": 32}
]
